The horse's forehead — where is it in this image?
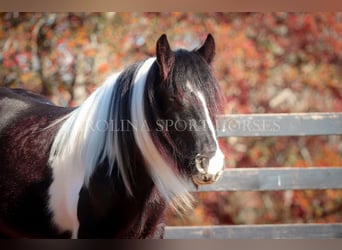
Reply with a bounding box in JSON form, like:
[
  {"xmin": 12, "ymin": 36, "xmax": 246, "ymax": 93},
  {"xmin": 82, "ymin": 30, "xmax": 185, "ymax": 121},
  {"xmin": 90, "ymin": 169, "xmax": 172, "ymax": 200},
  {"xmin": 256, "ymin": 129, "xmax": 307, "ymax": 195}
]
[{"xmin": 173, "ymin": 55, "xmax": 212, "ymax": 83}]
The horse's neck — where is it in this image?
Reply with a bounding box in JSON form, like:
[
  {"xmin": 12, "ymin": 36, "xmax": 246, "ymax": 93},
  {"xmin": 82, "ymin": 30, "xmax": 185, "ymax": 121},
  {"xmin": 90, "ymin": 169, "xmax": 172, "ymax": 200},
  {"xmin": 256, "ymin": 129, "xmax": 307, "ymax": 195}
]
[
  {"xmin": 77, "ymin": 160, "xmax": 166, "ymax": 238},
  {"xmin": 92, "ymin": 157, "xmax": 156, "ymax": 201}
]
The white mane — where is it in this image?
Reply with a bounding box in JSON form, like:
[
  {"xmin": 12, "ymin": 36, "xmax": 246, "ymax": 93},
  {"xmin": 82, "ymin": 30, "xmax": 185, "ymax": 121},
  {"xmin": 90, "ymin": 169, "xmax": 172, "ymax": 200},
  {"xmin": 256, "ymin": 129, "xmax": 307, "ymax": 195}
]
[{"xmin": 130, "ymin": 58, "xmax": 192, "ymax": 211}]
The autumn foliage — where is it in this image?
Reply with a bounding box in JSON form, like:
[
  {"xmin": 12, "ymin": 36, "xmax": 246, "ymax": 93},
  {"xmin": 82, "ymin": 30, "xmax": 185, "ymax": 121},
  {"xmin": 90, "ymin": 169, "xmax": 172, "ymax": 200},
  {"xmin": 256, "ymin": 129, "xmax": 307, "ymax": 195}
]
[{"xmin": 0, "ymin": 12, "xmax": 341, "ymax": 226}]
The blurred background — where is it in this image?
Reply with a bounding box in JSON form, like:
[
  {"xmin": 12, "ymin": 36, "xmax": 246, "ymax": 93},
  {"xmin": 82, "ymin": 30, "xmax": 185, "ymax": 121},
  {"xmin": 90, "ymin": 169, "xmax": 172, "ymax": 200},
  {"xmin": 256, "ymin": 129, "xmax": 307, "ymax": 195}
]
[{"xmin": 0, "ymin": 12, "xmax": 341, "ymax": 226}]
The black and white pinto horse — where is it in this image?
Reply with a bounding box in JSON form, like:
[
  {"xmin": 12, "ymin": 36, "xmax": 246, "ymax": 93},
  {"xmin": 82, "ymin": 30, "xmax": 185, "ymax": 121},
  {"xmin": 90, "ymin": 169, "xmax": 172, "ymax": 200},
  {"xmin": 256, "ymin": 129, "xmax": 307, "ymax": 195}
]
[{"xmin": 0, "ymin": 34, "xmax": 224, "ymax": 238}]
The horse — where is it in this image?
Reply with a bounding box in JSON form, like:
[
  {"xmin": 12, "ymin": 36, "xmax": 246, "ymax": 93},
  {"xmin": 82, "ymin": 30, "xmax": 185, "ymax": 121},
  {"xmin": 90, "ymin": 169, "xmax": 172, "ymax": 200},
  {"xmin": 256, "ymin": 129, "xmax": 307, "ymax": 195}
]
[{"xmin": 0, "ymin": 34, "xmax": 224, "ymax": 238}]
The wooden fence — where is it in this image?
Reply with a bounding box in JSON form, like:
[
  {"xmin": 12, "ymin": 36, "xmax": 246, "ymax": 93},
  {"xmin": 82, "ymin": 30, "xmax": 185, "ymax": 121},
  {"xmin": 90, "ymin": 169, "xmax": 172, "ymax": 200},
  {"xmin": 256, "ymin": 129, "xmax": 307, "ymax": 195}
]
[{"xmin": 164, "ymin": 112, "xmax": 342, "ymax": 239}]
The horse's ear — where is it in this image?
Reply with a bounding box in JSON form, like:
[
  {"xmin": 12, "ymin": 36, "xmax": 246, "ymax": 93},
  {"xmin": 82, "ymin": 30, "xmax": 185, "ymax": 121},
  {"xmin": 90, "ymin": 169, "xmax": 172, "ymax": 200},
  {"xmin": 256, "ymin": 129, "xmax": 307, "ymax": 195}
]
[
  {"xmin": 156, "ymin": 34, "xmax": 175, "ymax": 81},
  {"xmin": 196, "ymin": 34, "xmax": 215, "ymax": 64}
]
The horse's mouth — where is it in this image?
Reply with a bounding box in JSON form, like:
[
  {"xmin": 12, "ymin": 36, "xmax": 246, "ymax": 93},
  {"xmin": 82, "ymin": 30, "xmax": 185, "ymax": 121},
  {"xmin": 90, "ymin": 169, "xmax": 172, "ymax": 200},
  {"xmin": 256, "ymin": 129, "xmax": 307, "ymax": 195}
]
[
  {"xmin": 191, "ymin": 170, "xmax": 223, "ymax": 186},
  {"xmin": 191, "ymin": 153, "xmax": 224, "ymax": 186}
]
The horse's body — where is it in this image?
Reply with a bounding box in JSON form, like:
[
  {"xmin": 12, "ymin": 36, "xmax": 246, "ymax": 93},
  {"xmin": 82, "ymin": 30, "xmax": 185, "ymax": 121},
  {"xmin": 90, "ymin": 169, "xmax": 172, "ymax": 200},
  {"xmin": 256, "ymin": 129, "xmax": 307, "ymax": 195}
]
[
  {"xmin": 0, "ymin": 35, "xmax": 224, "ymax": 238},
  {"xmin": 0, "ymin": 88, "xmax": 72, "ymax": 237}
]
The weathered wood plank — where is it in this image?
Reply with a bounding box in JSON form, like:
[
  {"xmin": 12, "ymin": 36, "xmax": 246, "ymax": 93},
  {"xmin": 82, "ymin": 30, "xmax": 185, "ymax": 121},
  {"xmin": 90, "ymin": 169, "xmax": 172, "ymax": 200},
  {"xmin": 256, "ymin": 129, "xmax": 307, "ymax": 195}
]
[
  {"xmin": 216, "ymin": 112, "xmax": 342, "ymax": 137},
  {"xmin": 164, "ymin": 223, "xmax": 342, "ymax": 239},
  {"xmin": 188, "ymin": 167, "xmax": 342, "ymax": 192}
]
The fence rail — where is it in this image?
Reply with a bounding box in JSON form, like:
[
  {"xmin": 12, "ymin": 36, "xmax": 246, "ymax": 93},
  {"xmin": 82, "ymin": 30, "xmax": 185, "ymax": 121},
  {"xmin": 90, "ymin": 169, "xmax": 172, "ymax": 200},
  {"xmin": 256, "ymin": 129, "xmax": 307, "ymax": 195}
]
[
  {"xmin": 216, "ymin": 112, "xmax": 342, "ymax": 137},
  {"xmin": 164, "ymin": 224, "xmax": 342, "ymax": 239},
  {"xmin": 188, "ymin": 167, "xmax": 342, "ymax": 192},
  {"xmin": 165, "ymin": 112, "xmax": 342, "ymax": 239}
]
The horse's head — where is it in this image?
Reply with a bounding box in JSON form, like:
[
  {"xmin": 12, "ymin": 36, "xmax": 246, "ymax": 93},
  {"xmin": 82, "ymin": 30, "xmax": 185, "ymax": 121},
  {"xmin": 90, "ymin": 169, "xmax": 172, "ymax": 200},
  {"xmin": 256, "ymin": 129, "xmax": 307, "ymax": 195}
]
[{"xmin": 151, "ymin": 34, "xmax": 224, "ymax": 187}]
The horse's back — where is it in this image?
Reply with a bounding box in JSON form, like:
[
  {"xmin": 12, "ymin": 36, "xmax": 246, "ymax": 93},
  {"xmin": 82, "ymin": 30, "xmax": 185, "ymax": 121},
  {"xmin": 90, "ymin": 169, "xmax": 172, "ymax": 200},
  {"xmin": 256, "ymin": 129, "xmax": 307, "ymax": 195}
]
[
  {"xmin": 0, "ymin": 88, "xmax": 56, "ymax": 131},
  {"xmin": 0, "ymin": 87, "xmax": 54, "ymax": 104}
]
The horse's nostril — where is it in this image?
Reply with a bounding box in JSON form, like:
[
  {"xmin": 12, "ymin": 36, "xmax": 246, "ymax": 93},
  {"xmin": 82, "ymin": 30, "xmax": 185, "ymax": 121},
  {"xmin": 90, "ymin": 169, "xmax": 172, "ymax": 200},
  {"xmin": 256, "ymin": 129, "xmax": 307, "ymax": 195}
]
[
  {"xmin": 195, "ymin": 154, "xmax": 209, "ymax": 164},
  {"xmin": 195, "ymin": 154, "xmax": 209, "ymax": 173}
]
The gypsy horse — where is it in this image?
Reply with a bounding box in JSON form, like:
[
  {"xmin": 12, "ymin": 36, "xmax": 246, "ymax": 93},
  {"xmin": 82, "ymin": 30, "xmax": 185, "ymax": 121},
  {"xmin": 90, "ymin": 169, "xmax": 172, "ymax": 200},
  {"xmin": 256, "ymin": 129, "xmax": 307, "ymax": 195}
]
[{"xmin": 0, "ymin": 34, "xmax": 224, "ymax": 238}]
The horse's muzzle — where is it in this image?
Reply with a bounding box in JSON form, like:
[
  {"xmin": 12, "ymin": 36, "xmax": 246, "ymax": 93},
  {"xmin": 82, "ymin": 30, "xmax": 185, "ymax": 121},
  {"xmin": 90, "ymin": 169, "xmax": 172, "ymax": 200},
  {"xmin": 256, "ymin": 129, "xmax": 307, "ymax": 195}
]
[{"xmin": 192, "ymin": 153, "xmax": 224, "ymax": 185}]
